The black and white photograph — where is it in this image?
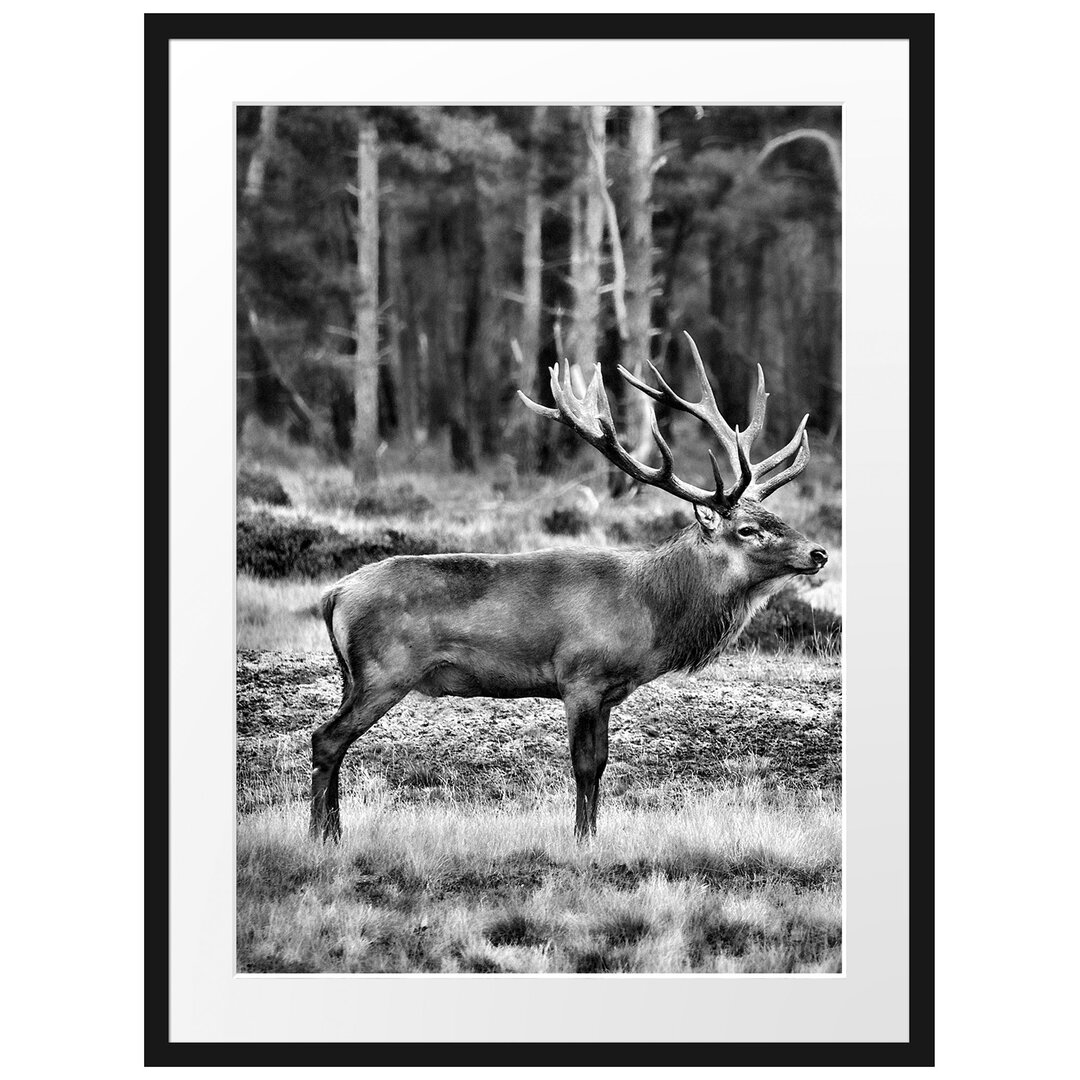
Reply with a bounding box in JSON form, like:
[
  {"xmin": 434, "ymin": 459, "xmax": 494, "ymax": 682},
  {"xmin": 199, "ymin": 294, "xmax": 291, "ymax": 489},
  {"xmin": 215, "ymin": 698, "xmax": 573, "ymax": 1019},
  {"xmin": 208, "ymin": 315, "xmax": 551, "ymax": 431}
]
[
  {"xmin": 236, "ymin": 102, "xmax": 843, "ymax": 975},
  {"xmin": 12, "ymin": 4, "xmax": 1080, "ymax": 1073}
]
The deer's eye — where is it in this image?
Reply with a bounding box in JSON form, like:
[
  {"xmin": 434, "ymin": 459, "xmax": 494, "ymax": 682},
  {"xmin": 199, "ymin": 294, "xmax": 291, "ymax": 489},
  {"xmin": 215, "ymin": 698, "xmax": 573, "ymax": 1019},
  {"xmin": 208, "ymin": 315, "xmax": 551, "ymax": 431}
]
[{"xmin": 737, "ymin": 525, "xmax": 758, "ymax": 539}]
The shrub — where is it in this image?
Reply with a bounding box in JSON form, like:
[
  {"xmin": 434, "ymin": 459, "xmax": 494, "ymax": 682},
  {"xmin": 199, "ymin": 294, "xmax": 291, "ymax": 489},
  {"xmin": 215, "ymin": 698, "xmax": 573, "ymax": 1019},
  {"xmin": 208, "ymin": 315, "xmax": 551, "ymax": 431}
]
[
  {"xmin": 606, "ymin": 508, "xmax": 692, "ymax": 546},
  {"xmin": 354, "ymin": 482, "xmax": 434, "ymax": 517},
  {"xmin": 541, "ymin": 506, "xmax": 591, "ymax": 536},
  {"xmin": 485, "ymin": 911, "xmax": 549, "ymax": 949},
  {"xmin": 306, "ymin": 476, "xmax": 360, "ymax": 512},
  {"xmin": 460, "ymin": 952, "xmax": 502, "ymax": 974},
  {"xmin": 237, "ymin": 510, "xmax": 445, "ymax": 579},
  {"xmin": 490, "ymin": 453, "xmax": 519, "ymax": 498},
  {"xmin": 741, "ymin": 591, "xmax": 841, "ymax": 652},
  {"xmin": 571, "ymin": 948, "xmax": 616, "ymax": 973},
  {"xmin": 810, "ymin": 503, "xmax": 843, "ymax": 539},
  {"xmin": 542, "ymin": 484, "xmax": 599, "ymax": 536},
  {"xmin": 400, "ymin": 763, "xmax": 442, "ymax": 788},
  {"xmin": 237, "ymin": 466, "xmax": 291, "ymax": 507},
  {"xmin": 599, "ymin": 911, "xmax": 651, "ymax": 947}
]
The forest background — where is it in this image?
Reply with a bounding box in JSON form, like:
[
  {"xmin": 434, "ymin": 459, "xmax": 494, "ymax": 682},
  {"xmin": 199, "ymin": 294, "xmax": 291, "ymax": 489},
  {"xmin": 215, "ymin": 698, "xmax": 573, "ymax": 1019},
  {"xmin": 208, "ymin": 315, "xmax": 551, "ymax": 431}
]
[{"xmin": 237, "ymin": 104, "xmax": 841, "ymax": 487}]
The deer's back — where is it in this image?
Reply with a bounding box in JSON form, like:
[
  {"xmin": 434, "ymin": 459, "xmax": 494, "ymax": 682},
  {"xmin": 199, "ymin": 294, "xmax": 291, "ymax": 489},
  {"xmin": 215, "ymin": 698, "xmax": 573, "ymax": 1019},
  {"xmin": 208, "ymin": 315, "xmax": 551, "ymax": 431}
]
[{"xmin": 327, "ymin": 548, "xmax": 659, "ymax": 699}]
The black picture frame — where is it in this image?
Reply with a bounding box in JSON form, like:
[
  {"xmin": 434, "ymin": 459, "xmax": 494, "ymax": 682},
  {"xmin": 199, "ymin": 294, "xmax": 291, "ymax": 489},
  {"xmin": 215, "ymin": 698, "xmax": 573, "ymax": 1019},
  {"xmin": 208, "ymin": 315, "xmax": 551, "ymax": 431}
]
[{"xmin": 145, "ymin": 12, "xmax": 934, "ymax": 1067}]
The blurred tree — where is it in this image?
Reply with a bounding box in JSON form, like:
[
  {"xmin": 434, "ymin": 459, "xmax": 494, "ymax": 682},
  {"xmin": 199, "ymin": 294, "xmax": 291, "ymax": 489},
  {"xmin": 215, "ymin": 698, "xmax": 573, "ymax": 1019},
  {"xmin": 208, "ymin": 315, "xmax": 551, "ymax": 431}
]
[
  {"xmin": 383, "ymin": 188, "xmax": 414, "ymax": 440},
  {"xmin": 236, "ymin": 105, "xmax": 842, "ymax": 473},
  {"xmin": 243, "ymin": 105, "xmax": 278, "ymax": 206},
  {"xmin": 624, "ymin": 105, "xmax": 658, "ymax": 468},
  {"xmin": 567, "ymin": 106, "xmax": 606, "ymax": 383},
  {"xmin": 515, "ymin": 104, "xmax": 548, "ymax": 471},
  {"xmin": 753, "ymin": 128, "xmax": 841, "ymax": 436},
  {"xmin": 353, "ymin": 115, "xmax": 380, "ymax": 480}
]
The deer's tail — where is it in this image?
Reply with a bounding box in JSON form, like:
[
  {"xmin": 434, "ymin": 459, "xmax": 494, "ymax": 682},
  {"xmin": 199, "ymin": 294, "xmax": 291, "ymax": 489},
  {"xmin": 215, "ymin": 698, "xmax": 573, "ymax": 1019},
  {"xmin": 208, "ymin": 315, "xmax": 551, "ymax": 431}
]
[{"xmin": 320, "ymin": 584, "xmax": 356, "ymax": 707}]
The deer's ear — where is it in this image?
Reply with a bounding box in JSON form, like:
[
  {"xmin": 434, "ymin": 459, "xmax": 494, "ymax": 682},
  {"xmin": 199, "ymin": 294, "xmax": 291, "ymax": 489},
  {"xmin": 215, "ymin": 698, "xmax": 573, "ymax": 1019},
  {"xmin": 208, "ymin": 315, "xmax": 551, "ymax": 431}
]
[{"xmin": 694, "ymin": 505, "xmax": 722, "ymax": 533}]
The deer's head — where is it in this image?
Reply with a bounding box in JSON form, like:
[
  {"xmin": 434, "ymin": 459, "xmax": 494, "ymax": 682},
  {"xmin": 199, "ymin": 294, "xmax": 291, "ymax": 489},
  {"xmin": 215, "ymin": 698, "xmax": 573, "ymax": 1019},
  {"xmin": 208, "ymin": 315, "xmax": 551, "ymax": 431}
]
[
  {"xmin": 694, "ymin": 500, "xmax": 828, "ymax": 590},
  {"xmin": 519, "ymin": 331, "xmax": 828, "ymax": 587}
]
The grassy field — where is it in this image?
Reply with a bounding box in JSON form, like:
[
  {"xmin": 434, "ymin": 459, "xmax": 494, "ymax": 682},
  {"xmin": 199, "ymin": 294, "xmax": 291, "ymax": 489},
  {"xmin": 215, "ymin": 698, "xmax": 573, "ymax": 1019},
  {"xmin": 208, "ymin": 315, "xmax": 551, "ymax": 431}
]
[
  {"xmin": 235, "ymin": 429, "xmax": 843, "ymax": 974},
  {"xmin": 237, "ymin": 651, "xmax": 841, "ymax": 974},
  {"xmin": 239, "ymin": 782, "xmax": 840, "ymax": 975}
]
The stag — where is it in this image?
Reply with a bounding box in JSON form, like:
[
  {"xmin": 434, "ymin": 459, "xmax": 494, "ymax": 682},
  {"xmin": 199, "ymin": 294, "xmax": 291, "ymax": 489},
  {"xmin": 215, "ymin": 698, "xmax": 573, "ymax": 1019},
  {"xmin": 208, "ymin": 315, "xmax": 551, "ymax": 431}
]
[{"xmin": 312, "ymin": 333, "xmax": 827, "ymax": 841}]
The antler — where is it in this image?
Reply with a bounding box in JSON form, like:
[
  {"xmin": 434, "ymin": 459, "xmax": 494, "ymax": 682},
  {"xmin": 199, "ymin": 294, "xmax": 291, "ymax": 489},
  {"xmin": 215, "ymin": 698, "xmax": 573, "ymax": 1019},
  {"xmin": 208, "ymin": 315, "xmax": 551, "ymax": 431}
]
[
  {"xmin": 617, "ymin": 331, "xmax": 810, "ymax": 502},
  {"xmin": 517, "ymin": 333, "xmax": 810, "ymax": 511},
  {"xmin": 518, "ymin": 360, "xmax": 751, "ymax": 513}
]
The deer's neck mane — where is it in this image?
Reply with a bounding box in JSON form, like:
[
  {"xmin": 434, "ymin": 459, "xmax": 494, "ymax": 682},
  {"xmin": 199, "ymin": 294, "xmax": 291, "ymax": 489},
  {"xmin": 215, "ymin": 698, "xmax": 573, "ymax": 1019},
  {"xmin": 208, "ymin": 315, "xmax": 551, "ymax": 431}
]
[{"xmin": 633, "ymin": 527, "xmax": 780, "ymax": 674}]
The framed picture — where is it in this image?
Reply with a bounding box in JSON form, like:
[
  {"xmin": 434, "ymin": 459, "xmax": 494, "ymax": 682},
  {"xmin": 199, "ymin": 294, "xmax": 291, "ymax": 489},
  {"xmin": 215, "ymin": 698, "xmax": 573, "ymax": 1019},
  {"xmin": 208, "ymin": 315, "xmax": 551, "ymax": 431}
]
[{"xmin": 148, "ymin": 13, "xmax": 933, "ymax": 1066}]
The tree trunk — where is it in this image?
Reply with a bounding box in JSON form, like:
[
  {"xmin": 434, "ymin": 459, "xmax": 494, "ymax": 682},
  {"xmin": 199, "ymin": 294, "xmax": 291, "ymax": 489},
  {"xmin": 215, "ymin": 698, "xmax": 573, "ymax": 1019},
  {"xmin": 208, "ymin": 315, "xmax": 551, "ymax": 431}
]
[
  {"xmin": 353, "ymin": 116, "xmax": 380, "ymax": 482},
  {"xmin": 625, "ymin": 106, "xmax": 657, "ymax": 466},
  {"xmin": 567, "ymin": 105, "xmax": 606, "ymax": 382},
  {"xmin": 469, "ymin": 177, "xmax": 505, "ymax": 458},
  {"xmin": 416, "ymin": 328, "xmax": 431, "ymax": 439},
  {"xmin": 707, "ymin": 229, "xmax": 750, "ymax": 427},
  {"xmin": 422, "ymin": 196, "xmax": 450, "ymax": 438},
  {"xmin": 518, "ymin": 105, "xmax": 547, "ymax": 469},
  {"xmin": 653, "ymin": 204, "xmax": 690, "ymax": 446},
  {"xmin": 243, "ymin": 105, "xmax": 278, "ymax": 205},
  {"xmin": 450, "ymin": 196, "xmax": 480, "ymax": 471},
  {"xmin": 569, "ymin": 180, "xmax": 583, "ymax": 351},
  {"xmin": 385, "ymin": 189, "xmax": 416, "ymax": 440}
]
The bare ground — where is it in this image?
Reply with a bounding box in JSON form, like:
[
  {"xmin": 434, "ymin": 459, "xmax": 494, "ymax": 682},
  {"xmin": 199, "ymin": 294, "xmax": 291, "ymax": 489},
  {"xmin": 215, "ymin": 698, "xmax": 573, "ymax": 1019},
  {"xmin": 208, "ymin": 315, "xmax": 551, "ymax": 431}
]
[{"xmin": 237, "ymin": 650, "xmax": 842, "ymax": 811}]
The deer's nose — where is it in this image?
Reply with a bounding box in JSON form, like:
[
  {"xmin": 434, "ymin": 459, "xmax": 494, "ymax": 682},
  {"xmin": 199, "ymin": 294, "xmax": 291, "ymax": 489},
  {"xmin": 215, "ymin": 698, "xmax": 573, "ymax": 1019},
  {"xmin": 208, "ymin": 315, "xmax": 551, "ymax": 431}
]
[{"xmin": 810, "ymin": 548, "xmax": 828, "ymax": 568}]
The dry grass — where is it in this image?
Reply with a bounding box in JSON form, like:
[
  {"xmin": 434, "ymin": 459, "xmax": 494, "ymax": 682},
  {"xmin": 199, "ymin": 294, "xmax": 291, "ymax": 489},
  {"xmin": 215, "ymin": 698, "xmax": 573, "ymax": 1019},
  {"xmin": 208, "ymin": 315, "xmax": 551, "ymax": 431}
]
[
  {"xmin": 238, "ymin": 782, "xmax": 841, "ymax": 975},
  {"xmin": 236, "ymin": 575, "xmax": 328, "ymax": 652}
]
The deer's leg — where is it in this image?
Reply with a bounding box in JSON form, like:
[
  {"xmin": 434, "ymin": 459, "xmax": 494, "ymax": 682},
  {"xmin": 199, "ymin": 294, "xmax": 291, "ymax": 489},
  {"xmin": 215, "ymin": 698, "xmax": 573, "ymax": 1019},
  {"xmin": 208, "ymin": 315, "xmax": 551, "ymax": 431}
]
[
  {"xmin": 311, "ymin": 683, "xmax": 404, "ymax": 842},
  {"xmin": 565, "ymin": 695, "xmax": 603, "ymax": 841},
  {"xmin": 586, "ymin": 706, "xmax": 611, "ymax": 836}
]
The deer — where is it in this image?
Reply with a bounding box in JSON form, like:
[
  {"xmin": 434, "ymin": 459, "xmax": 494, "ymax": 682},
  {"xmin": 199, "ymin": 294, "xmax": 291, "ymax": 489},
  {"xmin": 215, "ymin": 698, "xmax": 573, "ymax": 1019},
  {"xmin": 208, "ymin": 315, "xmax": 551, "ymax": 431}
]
[{"xmin": 311, "ymin": 333, "xmax": 828, "ymax": 841}]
